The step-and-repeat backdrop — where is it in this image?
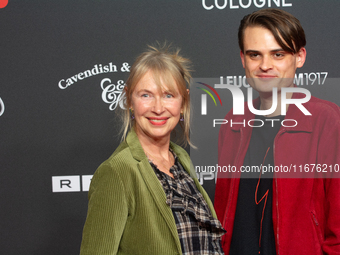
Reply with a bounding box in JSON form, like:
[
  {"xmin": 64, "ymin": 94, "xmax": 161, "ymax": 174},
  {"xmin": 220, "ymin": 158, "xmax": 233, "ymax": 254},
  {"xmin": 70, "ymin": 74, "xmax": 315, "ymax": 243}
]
[{"xmin": 1, "ymin": 1, "xmax": 339, "ymax": 254}]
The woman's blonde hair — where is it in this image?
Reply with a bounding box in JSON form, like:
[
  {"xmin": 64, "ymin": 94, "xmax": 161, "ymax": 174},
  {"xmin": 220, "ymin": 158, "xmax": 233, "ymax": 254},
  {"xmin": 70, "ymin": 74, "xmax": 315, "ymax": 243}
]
[{"xmin": 121, "ymin": 43, "xmax": 192, "ymax": 146}]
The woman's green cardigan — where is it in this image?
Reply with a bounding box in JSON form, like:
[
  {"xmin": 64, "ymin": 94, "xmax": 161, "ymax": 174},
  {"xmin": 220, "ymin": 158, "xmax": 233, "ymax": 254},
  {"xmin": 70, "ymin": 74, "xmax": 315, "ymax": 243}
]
[{"xmin": 80, "ymin": 129, "xmax": 217, "ymax": 255}]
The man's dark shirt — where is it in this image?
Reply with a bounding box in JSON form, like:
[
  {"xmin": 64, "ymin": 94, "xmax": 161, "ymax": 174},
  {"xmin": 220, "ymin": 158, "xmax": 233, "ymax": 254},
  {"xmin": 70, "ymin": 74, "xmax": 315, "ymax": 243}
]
[{"xmin": 230, "ymin": 115, "xmax": 284, "ymax": 255}]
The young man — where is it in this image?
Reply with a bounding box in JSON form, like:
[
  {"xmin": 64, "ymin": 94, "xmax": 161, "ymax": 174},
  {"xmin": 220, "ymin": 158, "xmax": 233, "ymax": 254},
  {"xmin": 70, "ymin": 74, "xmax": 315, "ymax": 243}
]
[{"xmin": 214, "ymin": 9, "xmax": 340, "ymax": 255}]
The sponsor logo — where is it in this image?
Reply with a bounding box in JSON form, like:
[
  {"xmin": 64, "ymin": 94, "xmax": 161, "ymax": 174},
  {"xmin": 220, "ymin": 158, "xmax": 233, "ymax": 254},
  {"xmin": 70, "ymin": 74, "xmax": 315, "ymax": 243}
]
[
  {"xmin": 58, "ymin": 62, "xmax": 130, "ymax": 111},
  {"xmin": 202, "ymin": 0, "xmax": 292, "ymax": 10},
  {"xmin": 217, "ymin": 72, "xmax": 328, "ymax": 88},
  {"xmin": 196, "ymin": 171, "xmax": 217, "ymax": 185},
  {"xmin": 52, "ymin": 175, "xmax": 92, "ymax": 193},
  {"xmin": 0, "ymin": 0, "xmax": 8, "ymax": 8},
  {"xmin": 295, "ymin": 72, "xmax": 328, "ymax": 86},
  {"xmin": 58, "ymin": 63, "xmax": 118, "ymax": 90},
  {"xmin": 0, "ymin": 97, "xmax": 4, "ymax": 116},
  {"xmin": 101, "ymin": 78, "xmax": 126, "ymax": 111}
]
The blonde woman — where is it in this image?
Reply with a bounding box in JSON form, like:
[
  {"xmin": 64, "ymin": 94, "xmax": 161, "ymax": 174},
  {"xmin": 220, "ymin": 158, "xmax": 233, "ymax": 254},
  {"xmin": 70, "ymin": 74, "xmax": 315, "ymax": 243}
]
[{"xmin": 80, "ymin": 44, "xmax": 225, "ymax": 255}]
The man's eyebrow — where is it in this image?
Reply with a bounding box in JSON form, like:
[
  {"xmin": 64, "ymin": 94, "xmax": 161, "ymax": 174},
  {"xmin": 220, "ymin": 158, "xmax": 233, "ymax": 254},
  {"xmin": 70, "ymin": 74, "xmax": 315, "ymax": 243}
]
[
  {"xmin": 270, "ymin": 48, "xmax": 285, "ymax": 53},
  {"xmin": 245, "ymin": 50, "xmax": 260, "ymax": 54},
  {"xmin": 245, "ymin": 49, "xmax": 285, "ymax": 54}
]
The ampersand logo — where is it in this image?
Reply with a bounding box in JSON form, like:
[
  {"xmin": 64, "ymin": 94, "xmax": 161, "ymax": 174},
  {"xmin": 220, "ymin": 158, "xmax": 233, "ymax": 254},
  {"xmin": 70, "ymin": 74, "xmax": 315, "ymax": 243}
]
[
  {"xmin": 100, "ymin": 78, "xmax": 126, "ymax": 111},
  {"xmin": 0, "ymin": 0, "xmax": 8, "ymax": 8},
  {"xmin": 120, "ymin": 62, "xmax": 130, "ymax": 72}
]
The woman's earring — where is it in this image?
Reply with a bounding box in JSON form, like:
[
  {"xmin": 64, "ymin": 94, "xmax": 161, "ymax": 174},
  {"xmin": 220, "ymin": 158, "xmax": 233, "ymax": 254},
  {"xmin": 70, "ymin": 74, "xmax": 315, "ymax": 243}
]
[
  {"xmin": 130, "ymin": 109, "xmax": 135, "ymax": 120},
  {"xmin": 180, "ymin": 113, "xmax": 184, "ymax": 122}
]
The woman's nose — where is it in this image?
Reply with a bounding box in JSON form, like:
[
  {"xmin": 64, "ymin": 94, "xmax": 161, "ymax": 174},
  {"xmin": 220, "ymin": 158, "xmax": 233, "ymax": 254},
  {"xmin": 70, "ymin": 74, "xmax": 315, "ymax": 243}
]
[{"xmin": 152, "ymin": 97, "xmax": 164, "ymax": 114}]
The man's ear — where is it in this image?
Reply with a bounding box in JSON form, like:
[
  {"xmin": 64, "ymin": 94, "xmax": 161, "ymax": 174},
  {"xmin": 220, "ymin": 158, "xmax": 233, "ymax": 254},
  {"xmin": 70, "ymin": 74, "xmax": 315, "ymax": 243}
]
[
  {"xmin": 240, "ymin": 50, "xmax": 246, "ymax": 68},
  {"xmin": 296, "ymin": 47, "xmax": 307, "ymax": 68}
]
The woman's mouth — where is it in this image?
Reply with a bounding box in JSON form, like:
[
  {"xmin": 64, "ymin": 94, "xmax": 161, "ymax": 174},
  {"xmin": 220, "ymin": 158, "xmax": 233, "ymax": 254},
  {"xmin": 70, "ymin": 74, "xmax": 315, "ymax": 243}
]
[{"xmin": 147, "ymin": 117, "xmax": 169, "ymax": 125}]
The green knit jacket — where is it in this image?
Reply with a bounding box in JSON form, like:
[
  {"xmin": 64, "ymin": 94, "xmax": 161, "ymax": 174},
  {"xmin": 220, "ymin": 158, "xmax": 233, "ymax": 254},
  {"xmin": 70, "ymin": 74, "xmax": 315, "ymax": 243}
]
[{"xmin": 80, "ymin": 129, "xmax": 217, "ymax": 255}]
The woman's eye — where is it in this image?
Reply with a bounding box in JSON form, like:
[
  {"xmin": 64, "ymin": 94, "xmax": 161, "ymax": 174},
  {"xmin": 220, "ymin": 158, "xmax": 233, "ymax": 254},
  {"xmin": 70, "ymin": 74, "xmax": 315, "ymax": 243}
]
[
  {"xmin": 141, "ymin": 94, "xmax": 149, "ymax": 98},
  {"xmin": 165, "ymin": 94, "xmax": 173, "ymax": 98}
]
